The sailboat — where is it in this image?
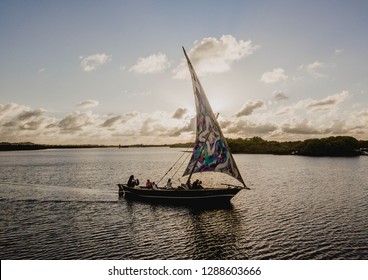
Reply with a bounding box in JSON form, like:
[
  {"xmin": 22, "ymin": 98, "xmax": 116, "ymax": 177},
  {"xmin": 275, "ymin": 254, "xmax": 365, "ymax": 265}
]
[{"xmin": 117, "ymin": 47, "xmax": 248, "ymax": 204}]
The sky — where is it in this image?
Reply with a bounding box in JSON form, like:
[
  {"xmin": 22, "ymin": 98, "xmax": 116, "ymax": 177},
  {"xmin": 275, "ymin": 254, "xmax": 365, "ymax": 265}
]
[{"xmin": 1, "ymin": 0, "xmax": 368, "ymax": 145}]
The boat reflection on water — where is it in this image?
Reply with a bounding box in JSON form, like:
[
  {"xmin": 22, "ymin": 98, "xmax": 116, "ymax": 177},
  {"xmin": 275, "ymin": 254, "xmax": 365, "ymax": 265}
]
[
  {"xmin": 118, "ymin": 191, "xmax": 235, "ymax": 210},
  {"xmin": 187, "ymin": 207, "xmax": 243, "ymax": 259},
  {"xmin": 121, "ymin": 198, "xmax": 243, "ymax": 259}
]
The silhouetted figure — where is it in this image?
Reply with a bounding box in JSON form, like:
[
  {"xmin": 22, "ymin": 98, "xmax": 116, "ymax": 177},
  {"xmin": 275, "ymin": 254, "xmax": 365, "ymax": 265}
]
[
  {"xmin": 191, "ymin": 179, "xmax": 200, "ymax": 189},
  {"xmin": 198, "ymin": 181, "xmax": 203, "ymax": 189},
  {"xmin": 166, "ymin": 179, "xmax": 173, "ymax": 189},
  {"xmin": 127, "ymin": 175, "xmax": 139, "ymax": 188},
  {"xmin": 146, "ymin": 179, "xmax": 153, "ymax": 188}
]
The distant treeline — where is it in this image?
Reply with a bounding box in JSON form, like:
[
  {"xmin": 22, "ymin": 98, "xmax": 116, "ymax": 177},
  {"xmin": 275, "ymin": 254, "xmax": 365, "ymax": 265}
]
[
  {"xmin": 2, "ymin": 136, "xmax": 368, "ymax": 156},
  {"xmin": 0, "ymin": 142, "xmax": 114, "ymax": 151},
  {"xmin": 172, "ymin": 136, "xmax": 368, "ymax": 157},
  {"xmin": 0, "ymin": 142, "xmax": 47, "ymax": 151},
  {"xmin": 0, "ymin": 142, "xmax": 170, "ymax": 151}
]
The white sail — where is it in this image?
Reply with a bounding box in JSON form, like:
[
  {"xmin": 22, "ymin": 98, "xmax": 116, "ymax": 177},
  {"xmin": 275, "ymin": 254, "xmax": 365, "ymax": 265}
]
[{"xmin": 182, "ymin": 47, "xmax": 246, "ymax": 188}]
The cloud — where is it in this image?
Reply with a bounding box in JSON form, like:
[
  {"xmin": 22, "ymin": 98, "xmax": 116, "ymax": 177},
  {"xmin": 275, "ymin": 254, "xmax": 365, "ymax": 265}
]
[
  {"xmin": 172, "ymin": 108, "xmax": 188, "ymax": 119},
  {"xmin": 307, "ymin": 90, "xmax": 349, "ymax": 111},
  {"xmin": 129, "ymin": 52, "xmax": 170, "ymax": 74},
  {"xmin": 165, "ymin": 117, "xmax": 195, "ymax": 137},
  {"xmin": 273, "ymin": 91, "xmax": 289, "ymax": 101},
  {"xmin": 57, "ymin": 111, "xmax": 95, "ymax": 132},
  {"xmin": 235, "ymin": 100, "xmax": 265, "ymax": 117},
  {"xmin": 17, "ymin": 108, "xmax": 45, "ymax": 121},
  {"xmin": 0, "ymin": 103, "xmax": 27, "ymax": 121},
  {"xmin": 306, "ymin": 61, "xmax": 326, "ymax": 78},
  {"xmin": 76, "ymin": 100, "xmax": 99, "ymax": 109},
  {"xmin": 224, "ymin": 119, "xmax": 277, "ymax": 136},
  {"xmin": 2, "ymin": 94, "xmax": 366, "ymax": 145},
  {"xmin": 101, "ymin": 112, "xmax": 139, "ymax": 128},
  {"xmin": 276, "ymin": 108, "xmax": 291, "ymax": 116},
  {"xmin": 173, "ymin": 35, "xmax": 259, "ymax": 79},
  {"xmin": 80, "ymin": 53, "xmax": 112, "ymax": 72},
  {"xmin": 358, "ymin": 110, "xmax": 368, "ymax": 118},
  {"xmin": 334, "ymin": 49, "xmax": 344, "ymax": 55},
  {"xmin": 1, "ymin": 104, "xmax": 48, "ymax": 131},
  {"xmin": 260, "ymin": 68, "xmax": 288, "ymax": 83},
  {"xmin": 323, "ymin": 120, "xmax": 349, "ymax": 135},
  {"xmin": 1, "ymin": 103, "xmax": 194, "ymax": 144},
  {"xmin": 0, "ymin": 103, "xmax": 56, "ymax": 141},
  {"xmin": 282, "ymin": 119, "xmax": 321, "ymax": 135},
  {"xmin": 101, "ymin": 115, "xmax": 122, "ymax": 128}
]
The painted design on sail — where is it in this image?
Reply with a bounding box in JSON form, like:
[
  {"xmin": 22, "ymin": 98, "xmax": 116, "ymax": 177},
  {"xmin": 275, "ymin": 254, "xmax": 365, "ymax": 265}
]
[{"xmin": 182, "ymin": 48, "xmax": 245, "ymax": 187}]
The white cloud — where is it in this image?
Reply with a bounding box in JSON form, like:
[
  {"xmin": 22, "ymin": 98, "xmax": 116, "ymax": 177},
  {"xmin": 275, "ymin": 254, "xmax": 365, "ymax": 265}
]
[
  {"xmin": 260, "ymin": 68, "xmax": 288, "ymax": 84},
  {"xmin": 307, "ymin": 90, "xmax": 349, "ymax": 111},
  {"xmin": 80, "ymin": 53, "xmax": 112, "ymax": 72},
  {"xmin": 101, "ymin": 115, "xmax": 122, "ymax": 128},
  {"xmin": 334, "ymin": 49, "xmax": 344, "ymax": 55},
  {"xmin": 172, "ymin": 108, "xmax": 188, "ymax": 119},
  {"xmin": 276, "ymin": 107, "xmax": 294, "ymax": 115},
  {"xmin": 306, "ymin": 61, "xmax": 326, "ymax": 78},
  {"xmin": 129, "ymin": 52, "xmax": 170, "ymax": 74},
  {"xmin": 224, "ymin": 119, "xmax": 277, "ymax": 136},
  {"xmin": 235, "ymin": 100, "xmax": 265, "ymax": 117},
  {"xmin": 0, "ymin": 103, "xmax": 194, "ymax": 144},
  {"xmin": 173, "ymin": 35, "xmax": 259, "ymax": 79},
  {"xmin": 0, "ymin": 103, "xmax": 56, "ymax": 142},
  {"xmin": 273, "ymin": 90, "xmax": 289, "ymax": 101},
  {"xmin": 57, "ymin": 111, "xmax": 96, "ymax": 132},
  {"xmin": 282, "ymin": 119, "xmax": 321, "ymax": 135},
  {"xmin": 323, "ymin": 119, "xmax": 349, "ymax": 134},
  {"xmin": 1, "ymin": 95, "xmax": 366, "ymax": 145},
  {"xmin": 76, "ymin": 100, "xmax": 99, "ymax": 109},
  {"xmin": 101, "ymin": 112, "xmax": 139, "ymax": 128}
]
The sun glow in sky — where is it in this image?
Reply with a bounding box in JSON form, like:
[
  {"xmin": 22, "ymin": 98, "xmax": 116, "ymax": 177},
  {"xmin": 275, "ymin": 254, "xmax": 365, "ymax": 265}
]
[{"xmin": 1, "ymin": 0, "xmax": 368, "ymax": 145}]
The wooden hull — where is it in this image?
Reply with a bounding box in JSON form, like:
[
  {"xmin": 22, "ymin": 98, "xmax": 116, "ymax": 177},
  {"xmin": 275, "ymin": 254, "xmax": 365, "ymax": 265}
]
[{"xmin": 117, "ymin": 184, "xmax": 241, "ymax": 206}]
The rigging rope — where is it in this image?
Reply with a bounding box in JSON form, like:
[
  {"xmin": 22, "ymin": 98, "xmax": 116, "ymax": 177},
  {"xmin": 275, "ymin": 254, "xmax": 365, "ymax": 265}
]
[
  {"xmin": 157, "ymin": 143, "xmax": 194, "ymax": 185},
  {"xmin": 170, "ymin": 149, "xmax": 192, "ymax": 182}
]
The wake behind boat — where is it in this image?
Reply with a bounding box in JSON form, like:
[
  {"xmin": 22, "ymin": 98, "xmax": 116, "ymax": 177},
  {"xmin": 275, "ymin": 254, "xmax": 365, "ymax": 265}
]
[{"xmin": 118, "ymin": 47, "xmax": 249, "ymax": 205}]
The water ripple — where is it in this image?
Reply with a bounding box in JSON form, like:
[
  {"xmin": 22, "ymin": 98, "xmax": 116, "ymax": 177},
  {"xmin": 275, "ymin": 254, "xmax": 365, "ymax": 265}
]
[{"xmin": 1, "ymin": 150, "xmax": 368, "ymax": 259}]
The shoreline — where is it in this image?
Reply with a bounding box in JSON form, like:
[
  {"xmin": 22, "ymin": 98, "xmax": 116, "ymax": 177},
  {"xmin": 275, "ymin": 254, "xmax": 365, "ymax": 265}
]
[{"xmin": 1, "ymin": 136, "xmax": 368, "ymax": 156}]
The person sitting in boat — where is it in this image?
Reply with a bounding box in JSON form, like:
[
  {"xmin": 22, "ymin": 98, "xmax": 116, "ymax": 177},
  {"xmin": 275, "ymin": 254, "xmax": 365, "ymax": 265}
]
[
  {"xmin": 166, "ymin": 178, "xmax": 173, "ymax": 189},
  {"xmin": 198, "ymin": 181, "xmax": 203, "ymax": 189},
  {"xmin": 179, "ymin": 183, "xmax": 188, "ymax": 190},
  {"xmin": 146, "ymin": 179, "xmax": 153, "ymax": 188},
  {"xmin": 127, "ymin": 175, "xmax": 139, "ymax": 188},
  {"xmin": 191, "ymin": 179, "xmax": 200, "ymax": 189},
  {"xmin": 152, "ymin": 182, "xmax": 159, "ymax": 190}
]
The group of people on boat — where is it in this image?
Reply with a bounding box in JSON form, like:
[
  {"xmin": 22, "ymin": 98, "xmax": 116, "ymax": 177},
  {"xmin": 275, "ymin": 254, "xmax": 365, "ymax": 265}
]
[
  {"xmin": 191, "ymin": 179, "xmax": 203, "ymax": 189},
  {"xmin": 126, "ymin": 175, "xmax": 203, "ymax": 190},
  {"xmin": 145, "ymin": 179, "xmax": 159, "ymax": 190},
  {"xmin": 179, "ymin": 179, "xmax": 203, "ymax": 190}
]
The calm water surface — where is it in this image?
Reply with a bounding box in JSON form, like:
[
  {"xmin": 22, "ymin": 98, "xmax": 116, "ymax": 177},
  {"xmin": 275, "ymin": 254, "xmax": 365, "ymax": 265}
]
[{"xmin": 0, "ymin": 148, "xmax": 367, "ymax": 259}]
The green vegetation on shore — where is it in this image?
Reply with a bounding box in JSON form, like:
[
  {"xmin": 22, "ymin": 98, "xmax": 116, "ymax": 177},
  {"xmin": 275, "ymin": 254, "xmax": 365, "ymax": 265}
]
[
  {"xmin": 172, "ymin": 136, "xmax": 368, "ymax": 157},
  {"xmin": 0, "ymin": 142, "xmax": 114, "ymax": 151},
  {"xmin": 2, "ymin": 136, "xmax": 368, "ymax": 156}
]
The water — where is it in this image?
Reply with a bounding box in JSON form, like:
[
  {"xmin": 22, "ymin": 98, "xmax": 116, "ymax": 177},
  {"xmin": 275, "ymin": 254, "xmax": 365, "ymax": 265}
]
[{"xmin": 0, "ymin": 148, "xmax": 367, "ymax": 259}]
